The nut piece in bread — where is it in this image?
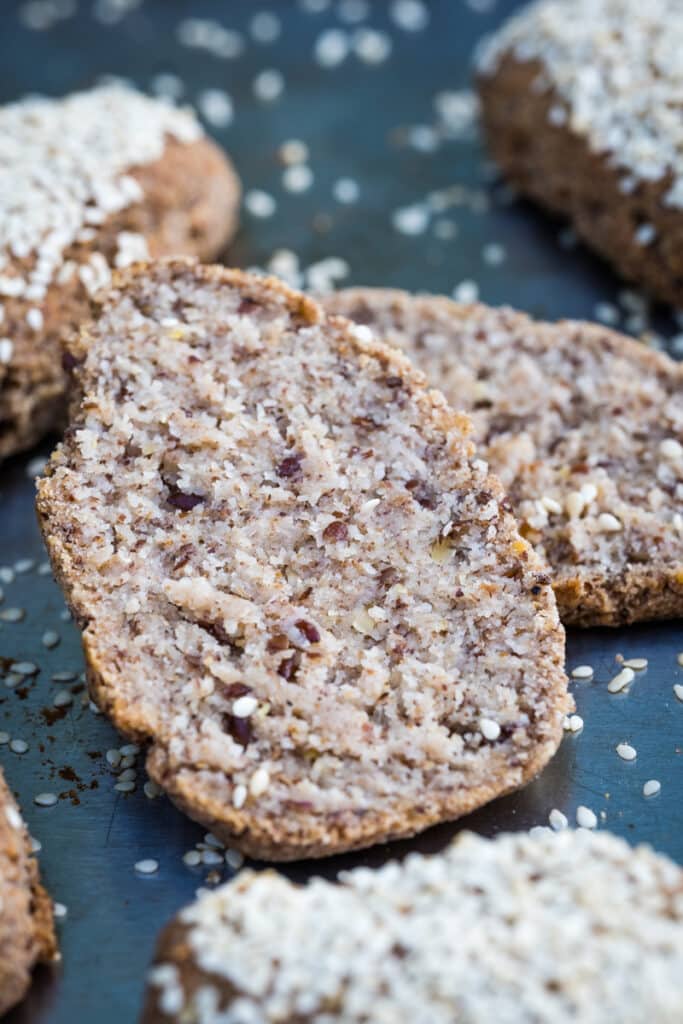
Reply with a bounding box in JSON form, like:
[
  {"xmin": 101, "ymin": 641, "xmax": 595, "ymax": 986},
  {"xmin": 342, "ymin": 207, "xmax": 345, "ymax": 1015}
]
[
  {"xmin": 324, "ymin": 288, "xmax": 683, "ymax": 627},
  {"xmin": 476, "ymin": 0, "xmax": 683, "ymax": 305},
  {"xmin": 0, "ymin": 83, "xmax": 240, "ymax": 458},
  {"xmin": 141, "ymin": 829, "xmax": 683, "ymax": 1023}
]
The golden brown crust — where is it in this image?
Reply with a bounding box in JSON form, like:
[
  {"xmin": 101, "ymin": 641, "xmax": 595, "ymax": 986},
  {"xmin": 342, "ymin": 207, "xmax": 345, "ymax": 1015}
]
[
  {"xmin": 37, "ymin": 260, "xmax": 569, "ymax": 862},
  {"xmin": 0, "ymin": 770, "xmax": 58, "ymax": 1016},
  {"xmin": 0, "ymin": 135, "xmax": 240, "ymax": 459},
  {"xmin": 477, "ymin": 53, "xmax": 683, "ymax": 306}
]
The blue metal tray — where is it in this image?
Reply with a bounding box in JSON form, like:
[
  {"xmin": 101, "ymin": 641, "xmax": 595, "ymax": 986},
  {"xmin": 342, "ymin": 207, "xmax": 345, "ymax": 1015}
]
[{"xmin": 0, "ymin": 2, "xmax": 681, "ymax": 1021}]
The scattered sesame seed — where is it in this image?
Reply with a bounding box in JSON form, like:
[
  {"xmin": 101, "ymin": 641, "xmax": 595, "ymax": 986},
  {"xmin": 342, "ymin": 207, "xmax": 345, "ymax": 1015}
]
[
  {"xmin": 197, "ymin": 89, "xmax": 233, "ymax": 128},
  {"xmin": 353, "ymin": 28, "xmax": 392, "ymax": 64},
  {"xmin": 453, "ymin": 279, "xmax": 479, "ymax": 304},
  {"xmin": 392, "ymin": 204, "xmax": 430, "ymax": 236},
  {"xmin": 249, "ymin": 767, "xmax": 270, "ymax": 797},
  {"xmin": 225, "ymin": 849, "xmax": 245, "ymax": 870},
  {"xmin": 482, "ymin": 242, "xmax": 506, "ymax": 265},
  {"xmin": 677, "ymin": 653, "xmax": 683, "ymax": 667},
  {"xmin": 115, "ymin": 780, "xmax": 136, "ymax": 793},
  {"xmin": 53, "ymin": 690, "xmax": 73, "ymax": 708},
  {"xmin": 643, "ymin": 780, "xmax": 661, "ymax": 798},
  {"xmin": 608, "ymin": 667, "xmax": 635, "ymax": 693},
  {"xmin": 567, "ymin": 715, "xmax": 584, "ymax": 733},
  {"xmin": 672, "ymin": 683, "xmax": 683, "ymax": 702},
  {"xmin": 120, "ymin": 743, "xmax": 140, "ymax": 756},
  {"xmin": 204, "ymin": 833, "xmax": 224, "ymax": 849},
  {"xmin": 244, "ymin": 190, "xmax": 277, "ymax": 218},
  {"xmin": 119, "ymin": 755, "xmax": 136, "ymax": 769},
  {"xmin": 10, "ymin": 661, "xmax": 38, "ymax": 676},
  {"xmin": 183, "ymin": 850, "xmax": 202, "ymax": 867},
  {"xmin": 548, "ymin": 808, "xmax": 568, "ymax": 831},
  {"xmin": 106, "ymin": 749, "xmax": 122, "ymax": 768},
  {"xmin": 150, "ymin": 72, "xmax": 184, "ymax": 101},
  {"xmin": 5, "ymin": 674, "xmax": 23, "ymax": 690},
  {"xmin": 659, "ymin": 438, "xmax": 683, "ymax": 460},
  {"xmin": 134, "ymin": 859, "xmax": 159, "ymax": 875},
  {"xmin": 34, "ymin": 792, "xmax": 58, "ymax": 807},
  {"xmin": 390, "ymin": 0, "xmax": 429, "ymax": 31},
  {"xmin": 596, "ymin": 512, "xmax": 622, "ymax": 533},
  {"xmin": 314, "ymin": 28, "xmax": 350, "ymax": 67},
  {"xmin": 52, "ymin": 671, "xmax": 76, "ymax": 682},
  {"xmin": 144, "ymin": 780, "xmax": 163, "ymax": 800},
  {"xmin": 0, "ymin": 339, "xmax": 13, "ymax": 364},
  {"xmin": 253, "ymin": 69, "xmax": 285, "ymax": 103},
  {"xmin": 118, "ymin": 768, "xmax": 137, "ymax": 783},
  {"xmin": 479, "ymin": 718, "xmax": 501, "ymax": 741},
  {"xmin": 279, "ymin": 139, "xmax": 309, "ymax": 165},
  {"xmin": 30, "ymin": 836, "xmax": 42, "ymax": 852},
  {"xmin": 282, "ymin": 164, "xmax": 314, "ymax": 193},
  {"xmin": 53, "ymin": 902, "xmax": 68, "ymax": 920},
  {"xmin": 333, "ymin": 177, "xmax": 360, "ymax": 203},
  {"xmin": 594, "ymin": 301, "xmax": 620, "ymax": 325},
  {"xmin": 576, "ymin": 805, "xmax": 597, "ymax": 829},
  {"xmin": 10, "ymin": 739, "xmax": 28, "ymax": 754},
  {"xmin": 202, "ymin": 849, "xmax": 224, "ymax": 866},
  {"xmin": 621, "ymin": 658, "xmax": 648, "ymax": 671},
  {"xmin": 338, "ymin": 0, "xmax": 368, "ymax": 23},
  {"xmin": 0, "ymin": 732, "xmax": 9, "ymax": 744},
  {"xmin": 249, "ymin": 11, "xmax": 281, "ymax": 43},
  {"xmin": 59, "ymin": 609, "xmax": 71, "ymax": 621},
  {"xmin": 0, "ymin": 568, "xmax": 14, "ymax": 584},
  {"xmin": 571, "ymin": 665, "xmax": 594, "ymax": 680},
  {"xmin": 41, "ymin": 630, "xmax": 60, "ymax": 649},
  {"xmin": 634, "ymin": 223, "xmax": 657, "ymax": 246},
  {"xmin": 616, "ymin": 742, "xmax": 637, "ymax": 761},
  {"xmin": 0, "ymin": 607, "xmax": 25, "ymax": 622},
  {"xmin": 233, "ymin": 784, "xmax": 247, "ymax": 809}
]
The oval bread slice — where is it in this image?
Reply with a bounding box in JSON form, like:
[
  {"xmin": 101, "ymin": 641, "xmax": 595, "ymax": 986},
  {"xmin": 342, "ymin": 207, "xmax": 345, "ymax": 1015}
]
[
  {"xmin": 0, "ymin": 83, "xmax": 240, "ymax": 459},
  {"xmin": 37, "ymin": 260, "xmax": 569, "ymax": 860},
  {"xmin": 0, "ymin": 769, "xmax": 58, "ymax": 1016},
  {"xmin": 141, "ymin": 829, "xmax": 683, "ymax": 1023},
  {"xmin": 324, "ymin": 288, "xmax": 683, "ymax": 627}
]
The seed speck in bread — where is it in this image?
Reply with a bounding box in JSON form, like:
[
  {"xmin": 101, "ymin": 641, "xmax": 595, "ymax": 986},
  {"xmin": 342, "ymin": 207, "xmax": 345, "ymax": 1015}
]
[{"xmin": 37, "ymin": 259, "xmax": 569, "ymax": 860}]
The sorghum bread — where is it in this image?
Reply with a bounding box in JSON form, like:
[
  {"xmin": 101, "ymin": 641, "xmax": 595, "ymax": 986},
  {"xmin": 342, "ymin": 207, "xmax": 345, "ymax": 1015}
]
[
  {"xmin": 0, "ymin": 83, "xmax": 240, "ymax": 459},
  {"xmin": 141, "ymin": 829, "xmax": 683, "ymax": 1023},
  {"xmin": 0, "ymin": 769, "xmax": 58, "ymax": 1016},
  {"xmin": 324, "ymin": 289, "xmax": 683, "ymax": 627},
  {"xmin": 37, "ymin": 259, "xmax": 569, "ymax": 861},
  {"xmin": 476, "ymin": 0, "xmax": 683, "ymax": 306}
]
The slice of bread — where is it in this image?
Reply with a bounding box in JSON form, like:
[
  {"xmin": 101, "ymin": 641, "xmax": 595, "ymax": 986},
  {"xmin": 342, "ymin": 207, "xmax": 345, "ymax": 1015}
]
[
  {"xmin": 476, "ymin": 0, "xmax": 683, "ymax": 306},
  {"xmin": 36, "ymin": 260, "xmax": 569, "ymax": 860},
  {"xmin": 324, "ymin": 289, "xmax": 683, "ymax": 627},
  {"xmin": 0, "ymin": 769, "xmax": 58, "ymax": 1016},
  {"xmin": 0, "ymin": 83, "xmax": 240, "ymax": 459},
  {"xmin": 141, "ymin": 829, "xmax": 683, "ymax": 1023}
]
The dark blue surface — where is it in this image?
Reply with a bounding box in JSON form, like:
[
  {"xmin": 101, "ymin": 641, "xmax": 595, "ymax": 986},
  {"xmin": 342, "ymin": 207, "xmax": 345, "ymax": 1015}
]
[{"xmin": 0, "ymin": 2, "xmax": 681, "ymax": 1021}]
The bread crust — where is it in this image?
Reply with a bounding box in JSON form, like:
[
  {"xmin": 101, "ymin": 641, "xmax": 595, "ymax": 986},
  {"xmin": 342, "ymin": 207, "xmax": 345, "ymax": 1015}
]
[
  {"xmin": 477, "ymin": 52, "xmax": 683, "ymax": 306},
  {"xmin": 0, "ymin": 130, "xmax": 240, "ymax": 460},
  {"xmin": 37, "ymin": 260, "xmax": 569, "ymax": 861},
  {"xmin": 0, "ymin": 770, "xmax": 58, "ymax": 1016},
  {"xmin": 324, "ymin": 287, "xmax": 683, "ymax": 628}
]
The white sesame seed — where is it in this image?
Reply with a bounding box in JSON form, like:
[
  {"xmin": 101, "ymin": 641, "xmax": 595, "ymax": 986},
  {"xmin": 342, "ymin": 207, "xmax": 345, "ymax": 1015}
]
[
  {"xmin": 202, "ymin": 849, "xmax": 224, "ymax": 866},
  {"xmin": 118, "ymin": 768, "xmax": 137, "ymax": 783},
  {"xmin": 53, "ymin": 690, "xmax": 73, "ymax": 707},
  {"xmin": 392, "ymin": 204, "xmax": 430, "ymax": 236},
  {"xmin": 53, "ymin": 902, "xmax": 68, "ymax": 919},
  {"xmin": 11, "ymin": 661, "xmax": 38, "ymax": 676},
  {"xmin": 678, "ymin": 652, "xmax": 683, "ymax": 667},
  {"xmin": 608, "ymin": 667, "xmax": 635, "ymax": 693},
  {"xmin": 0, "ymin": 339, "xmax": 13, "ymax": 364},
  {"xmin": 621, "ymin": 658, "xmax": 648, "ymax": 671},
  {"xmin": 204, "ymin": 833, "xmax": 224, "ymax": 849},
  {"xmin": 249, "ymin": 767, "xmax": 270, "ymax": 797},
  {"xmin": 333, "ymin": 177, "xmax": 360, "ymax": 204},
  {"xmin": 5, "ymin": 805, "xmax": 22, "ymax": 829},
  {"xmin": 659, "ymin": 438, "xmax": 683, "ymax": 460},
  {"xmin": 282, "ymin": 164, "xmax": 314, "ymax": 193},
  {"xmin": 634, "ymin": 223, "xmax": 657, "ymax": 246},
  {"xmin": 0, "ymin": 567, "xmax": 14, "ymax": 584},
  {"xmin": 596, "ymin": 512, "xmax": 622, "ymax": 533},
  {"xmin": 52, "ymin": 671, "xmax": 76, "ymax": 682},
  {"xmin": 253, "ymin": 69, "xmax": 285, "ymax": 103},
  {"xmin": 197, "ymin": 89, "xmax": 233, "ymax": 128},
  {"xmin": 41, "ymin": 630, "xmax": 60, "ymax": 648},
  {"xmin": 26, "ymin": 307, "xmax": 44, "ymax": 331},
  {"xmin": 183, "ymin": 850, "xmax": 202, "ymax": 867},
  {"xmin": 480, "ymin": 718, "xmax": 501, "ymax": 741},
  {"xmin": 571, "ymin": 665, "xmax": 594, "ymax": 680},
  {"xmin": 548, "ymin": 808, "xmax": 568, "ymax": 831},
  {"xmin": 150, "ymin": 72, "xmax": 184, "ymax": 101},
  {"xmin": 482, "ymin": 242, "xmax": 506, "ymax": 266},
  {"xmin": 567, "ymin": 715, "xmax": 584, "ymax": 733},
  {"xmin": 120, "ymin": 743, "xmax": 140, "ymax": 756},
  {"xmin": 453, "ymin": 279, "xmax": 479, "ymax": 304},
  {"xmin": 232, "ymin": 696, "xmax": 258, "ymax": 718},
  {"xmin": 244, "ymin": 190, "xmax": 276, "ymax": 218},
  {"xmin": 0, "ymin": 732, "xmax": 8, "ymax": 744},
  {"xmin": 249, "ymin": 11, "xmax": 281, "ymax": 43},
  {"xmin": 4, "ymin": 674, "xmax": 22, "ymax": 690},
  {"xmin": 616, "ymin": 742, "xmax": 637, "ymax": 761},
  {"xmin": 34, "ymin": 792, "xmax": 58, "ymax": 807},
  {"xmin": 144, "ymin": 780, "xmax": 163, "ymax": 800},
  {"xmin": 314, "ymin": 28, "xmax": 350, "ymax": 67},
  {"xmin": 134, "ymin": 859, "xmax": 159, "ymax": 875},
  {"xmin": 30, "ymin": 836, "xmax": 42, "ymax": 852},
  {"xmin": 674, "ymin": 683, "xmax": 683, "ymax": 702},
  {"xmin": 10, "ymin": 739, "xmax": 28, "ymax": 754},
  {"xmin": 594, "ymin": 301, "xmax": 620, "ymax": 325},
  {"xmin": 391, "ymin": 0, "xmax": 429, "ymax": 31},
  {"xmin": 225, "ymin": 849, "xmax": 245, "ymax": 870},
  {"xmin": 232, "ymin": 784, "xmax": 247, "ymax": 809},
  {"xmin": 338, "ymin": 0, "xmax": 368, "ymax": 23},
  {"xmin": 643, "ymin": 779, "xmax": 661, "ymax": 798},
  {"xmin": 576, "ymin": 805, "xmax": 597, "ymax": 829},
  {"xmin": 106, "ymin": 748, "xmax": 123, "ymax": 767},
  {"xmin": 279, "ymin": 139, "xmax": 308, "ymax": 165},
  {"xmin": 0, "ymin": 607, "xmax": 25, "ymax": 622},
  {"xmin": 353, "ymin": 28, "xmax": 392, "ymax": 64},
  {"xmin": 115, "ymin": 780, "xmax": 136, "ymax": 793}
]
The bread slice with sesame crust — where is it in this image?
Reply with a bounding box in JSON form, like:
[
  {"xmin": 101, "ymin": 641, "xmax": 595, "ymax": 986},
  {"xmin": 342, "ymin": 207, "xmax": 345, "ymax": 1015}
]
[
  {"xmin": 0, "ymin": 83, "xmax": 240, "ymax": 459},
  {"xmin": 37, "ymin": 259, "xmax": 569, "ymax": 861},
  {"xmin": 324, "ymin": 289, "xmax": 683, "ymax": 627},
  {"xmin": 476, "ymin": 0, "xmax": 683, "ymax": 306},
  {"xmin": 141, "ymin": 829, "xmax": 683, "ymax": 1023},
  {"xmin": 0, "ymin": 769, "xmax": 58, "ymax": 1017}
]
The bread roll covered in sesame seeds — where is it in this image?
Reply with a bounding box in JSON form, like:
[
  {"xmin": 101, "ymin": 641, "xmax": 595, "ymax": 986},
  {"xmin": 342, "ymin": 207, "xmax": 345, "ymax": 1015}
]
[
  {"xmin": 476, "ymin": 0, "xmax": 683, "ymax": 306},
  {"xmin": 324, "ymin": 289, "xmax": 683, "ymax": 627},
  {"xmin": 0, "ymin": 84, "xmax": 240, "ymax": 458},
  {"xmin": 0, "ymin": 768, "xmax": 58, "ymax": 1016},
  {"xmin": 141, "ymin": 829, "xmax": 683, "ymax": 1023},
  {"xmin": 36, "ymin": 260, "xmax": 569, "ymax": 860}
]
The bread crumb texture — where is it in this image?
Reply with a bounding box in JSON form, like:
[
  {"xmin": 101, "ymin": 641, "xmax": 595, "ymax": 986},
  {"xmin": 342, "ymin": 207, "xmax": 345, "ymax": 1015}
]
[
  {"xmin": 0, "ymin": 769, "xmax": 58, "ymax": 1016},
  {"xmin": 0, "ymin": 83, "xmax": 240, "ymax": 457},
  {"xmin": 142, "ymin": 829, "xmax": 683, "ymax": 1023},
  {"xmin": 476, "ymin": 0, "xmax": 683, "ymax": 304},
  {"xmin": 324, "ymin": 289, "xmax": 683, "ymax": 626},
  {"xmin": 37, "ymin": 261, "xmax": 568, "ymax": 859}
]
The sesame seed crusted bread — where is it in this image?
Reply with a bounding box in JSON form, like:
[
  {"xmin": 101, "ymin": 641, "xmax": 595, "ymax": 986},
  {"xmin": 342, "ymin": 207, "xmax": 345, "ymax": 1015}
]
[
  {"xmin": 141, "ymin": 829, "xmax": 683, "ymax": 1024},
  {"xmin": 36, "ymin": 259, "xmax": 569, "ymax": 861},
  {"xmin": 324, "ymin": 289, "xmax": 683, "ymax": 627},
  {"xmin": 476, "ymin": 0, "xmax": 683, "ymax": 306},
  {"xmin": 0, "ymin": 83, "xmax": 240, "ymax": 459},
  {"xmin": 0, "ymin": 768, "xmax": 58, "ymax": 1017}
]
